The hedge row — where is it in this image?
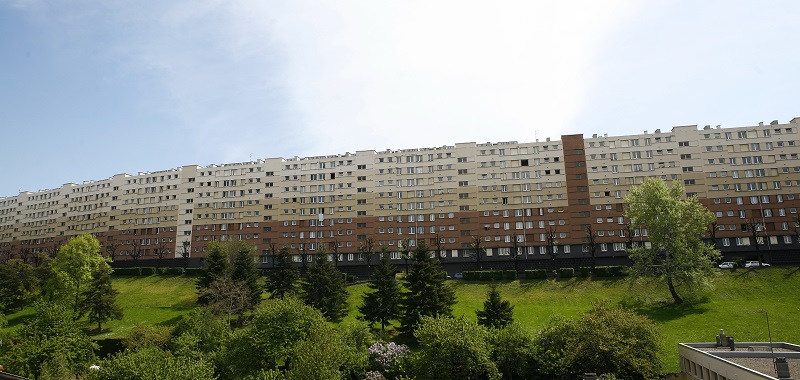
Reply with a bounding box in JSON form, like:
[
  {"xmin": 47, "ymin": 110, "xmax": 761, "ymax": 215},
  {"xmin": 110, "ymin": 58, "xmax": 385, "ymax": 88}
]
[
  {"xmin": 593, "ymin": 266, "xmax": 628, "ymax": 277},
  {"xmin": 559, "ymin": 268, "xmax": 574, "ymax": 278},
  {"xmin": 111, "ymin": 267, "xmax": 200, "ymax": 276},
  {"xmin": 462, "ymin": 270, "xmax": 518, "ymax": 281},
  {"xmin": 523, "ymin": 269, "xmax": 548, "ymax": 279}
]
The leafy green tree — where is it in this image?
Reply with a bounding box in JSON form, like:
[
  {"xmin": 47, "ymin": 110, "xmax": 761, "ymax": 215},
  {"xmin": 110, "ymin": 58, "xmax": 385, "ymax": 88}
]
[
  {"xmin": 287, "ymin": 324, "xmax": 348, "ymax": 380},
  {"xmin": 489, "ymin": 323, "xmax": 537, "ymax": 380},
  {"xmin": 219, "ymin": 298, "xmax": 328, "ymax": 379},
  {"xmin": 196, "ymin": 241, "xmax": 229, "ymax": 305},
  {"xmin": 265, "ymin": 247, "xmax": 300, "ymax": 299},
  {"xmin": 0, "ymin": 259, "xmax": 40, "ymax": 313},
  {"xmin": 400, "ymin": 240, "xmax": 455, "ymax": 334},
  {"xmin": 301, "ymin": 253, "xmax": 349, "ymax": 322},
  {"xmin": 92, "ymin": 345, "xmax": 216, "ymax": 380},
  {"xmin": 411, "ymin": 316, "xmax": 501, "ymax": 380},
  {"xmin": 476, "ymin": 285, "xmax": 514, "ymax": 329},
  {"xmin": 198, "ymin": 277, "xmax": 252, "ymax": 327},
  {"xmin": 0, "ymin": 301, "xmax": 97, "ymax": 379},
  {"xmin": 170, "ymin": 308, "xmax": 229, "ymax": 362},
  {"xmin": 81, "ymin": 264, "xmax": 123, "ymax": 331},
  {"xmin": 230, "ymin": 244, "xmax": 262, "ymax": 314},
  {"xmin": 48, "ymin": 234, "xmax": 109, "ymax": 319},
  {"xmin": 625, "ymin": 178, "xmax": 720, "ymax": 304},
  {"xmin": 123, "ymin": 323, "xmax": 173, "ymax": 351},
  {"xmin": 534, "ymin": 301, "xmax": 663, "ymax": 379},
  {"xmin": 359, "ymin": 252, "xmax": 402, "ymax": 330}
]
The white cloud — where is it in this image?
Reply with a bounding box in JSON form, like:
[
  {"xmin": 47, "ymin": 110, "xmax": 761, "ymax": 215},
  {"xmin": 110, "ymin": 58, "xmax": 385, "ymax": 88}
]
[{"xmin": 265, "ymin": 0, "xmax": 637, "ymax": 153}]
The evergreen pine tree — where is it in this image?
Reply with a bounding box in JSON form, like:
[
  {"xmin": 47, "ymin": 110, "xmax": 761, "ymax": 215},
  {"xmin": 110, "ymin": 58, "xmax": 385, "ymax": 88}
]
[
  {"xmin": 476, "ymin": 285, "xmax": 514, "ymax": 329},
  {"xmin": 265, "ymin": 247, "xmax": 299, "ymax": 299},
  {"xmin": 400, "ymin": 240, "xmax": 455, "ymax": 334},
  {"xmin": 196, "ymin": 242, "xmax": 228, "ymax": 305},
  {"xmin": 230, "ymin": 245, "xmax": 262, "ymax": 313},
  {"xmin": 301, "ymin": 253, "xmax": 349, "ymax": 322},
  {"xmin": 359, "ymin": 251, "xmax": 401, "ymax": 330},
  {"xmin": 81, "ymin": 264, "xmax": 123, "ymax": 331}
]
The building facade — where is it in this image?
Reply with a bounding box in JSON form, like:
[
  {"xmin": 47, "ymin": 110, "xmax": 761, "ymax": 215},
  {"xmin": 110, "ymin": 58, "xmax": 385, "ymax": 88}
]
[{"xmin": 2, "ymin": 117, "xmax": 800, "ymax": 268}]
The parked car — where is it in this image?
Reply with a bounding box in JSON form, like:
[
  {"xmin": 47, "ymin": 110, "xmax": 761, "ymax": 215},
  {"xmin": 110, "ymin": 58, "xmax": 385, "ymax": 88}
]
[
  {"xmin": 718, "ymin": 262, "xmax": 736, "ymax": 269},
  {"xmin": 744, "ymin": 261, "xmax": 771, "ymax": 268}
]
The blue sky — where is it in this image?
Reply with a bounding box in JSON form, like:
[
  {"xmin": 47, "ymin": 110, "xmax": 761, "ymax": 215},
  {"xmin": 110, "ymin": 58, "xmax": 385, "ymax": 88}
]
[{"xmin": 1, "ymin": 0, "xmax": 798, "ymax": 197}]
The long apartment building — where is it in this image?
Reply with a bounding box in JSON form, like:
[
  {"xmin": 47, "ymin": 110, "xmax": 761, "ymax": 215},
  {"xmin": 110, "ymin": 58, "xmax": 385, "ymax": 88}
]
[{"xmin": 2, "ymin": 117, "xmax": 800, "ymax": 267}]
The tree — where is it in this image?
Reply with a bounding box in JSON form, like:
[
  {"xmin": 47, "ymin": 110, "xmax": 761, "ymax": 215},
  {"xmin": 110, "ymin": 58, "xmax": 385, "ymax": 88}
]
[
  {"xmin": 0, "ymin": 259, "xmax": 40, "ymax": 313},
  {"xmin": 81, "ymin": 264, "xmax": 123, "ymax": 331},
  {"xmin": 545, "ymin": 226, "xmax": 559, "ymax": 272},
  {"xmin": 707, "ymin": 221, "xmax": 721, "ymax": 250},
  {"xmin": 302, "ymin": 252, "xmax": 349, "ymax": 322},
  {"xmin": 360, "ymin": 237, "xmax": 378, "ymax": 273},
  {"xmin": 0, "ymin": 301, "xmax": 98, "ymax": 379},
  {"xmin": 400, "ymin": 240, "xmax": 456, "ymax": 334},
  {"xmin": 230, "ymin": 243, "xmax": 262, "ymax": 316},
  {"xmin": 329, "ymin": 239, "xmax": 342, "ymax": 267},
  {"xmin": 196, "ymin": 241, "xmax": 229, "ymax": 305},
  {"xmin": 509, "ymin": 235, "xmax": 524, "ymax": 273},
  {"xmin": 128, "ymin": 236, "xmax": 144, "ymax": 264},
  {"xmin": 470, "ymin": 235, "xmax": 486, "ymax": 270},
  {"xmin": 793, "ymin": 214, "xmax": 800, "ymax": 245},
  {"xmin": 105, "ymin": 241, "xmax": 119, "ymax": 262},
  {"xmin": 584, "ymin": 225, "xmax": 600, "ymax": 272},
  {"xmin": 744, "ymin": 217, "xmax": 766, "ymax": 263},
  {"xmin": 400, "ymin": 238, "xmax": 412, "ymax": 274},
  {"xmin": 155, "ymin": 238, "xmax": 169, "ymax": 268},
  {"xmin": 434, "ymin": 233, "xmax": 447, "ymax": 264},
  {"xmin": 533, "ymin": 301, "xmax": 662, "ymax": 379},
  {"xmin": 489, "ymin": 324, "xmax": 538, "ymax": 380},
  {"xmin": 219, "ymin": 298, "xmax": 328, "ymax": 379},
  {"xmin": 48, "ymin": 234, "xmax": 109, "ymax": 319},
  {"xmin": 411, "ymin": 316, "xmax": 501, "ymax": 380},
  {"xmin": 359, "ymin": 252, "xmax": 402, "ymax": 330},
  {"xmin": 265, "ymin": 246, "xmax": 299, "ymax": 299},
  {"xmin": 476, "ymin": 285, "xmax": 514, "ymax": 329},
  {"xmin": 92, "ymin": 346, "xmax": 216, "ymax": 380},
  {"xmin": 178, "ymin": 240, "xmax": 191, "ymax": 269},
  {"xmin": 625, "ymin": 178, "xmax": 720, "ymax": 304},
  {"xmin": 198, "ymin": 277, "xmax": 252, "ymax": 327}
]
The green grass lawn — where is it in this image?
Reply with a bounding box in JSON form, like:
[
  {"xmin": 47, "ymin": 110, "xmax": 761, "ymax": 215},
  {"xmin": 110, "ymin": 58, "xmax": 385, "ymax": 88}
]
[
  {"xmin": 3, "ymin": 267, "xmax": 799, "ymax": 373},
  {"xmin": 2, "ymin": 275, "xmax": 198, "ymax": 340},
  {"xmin": 346, "ymin": 267, "xmax": 800, "ymax": 372}
]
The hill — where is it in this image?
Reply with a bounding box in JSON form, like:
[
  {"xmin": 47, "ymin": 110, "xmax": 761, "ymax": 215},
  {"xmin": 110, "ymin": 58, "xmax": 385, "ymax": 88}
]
[{"xmin": 3, "ymin": 267, "xmax": 799, "ymax": 372}]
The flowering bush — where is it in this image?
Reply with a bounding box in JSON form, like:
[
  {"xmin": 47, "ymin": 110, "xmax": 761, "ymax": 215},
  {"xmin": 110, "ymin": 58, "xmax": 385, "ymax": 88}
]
[
  {"xmin": 364, "ymin": 370, "xmax": 387, "ymax": 380},
  {"xmin": 367, "ymin": 341, "xmax": 411, "ymax": 379}
]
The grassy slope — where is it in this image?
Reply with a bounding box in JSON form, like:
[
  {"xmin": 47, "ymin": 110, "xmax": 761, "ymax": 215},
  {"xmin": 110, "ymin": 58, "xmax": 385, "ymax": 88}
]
[
  {"xmin": 3, "ymin": 268, "xmax": 799, "ymax": 372},
  {"xmin": 2, "ymin": 275, "xmax": 198, "ymax": 339},
  {"xmin": 345, "ymin": 267, "xmax": 800, "ymax": 372}
]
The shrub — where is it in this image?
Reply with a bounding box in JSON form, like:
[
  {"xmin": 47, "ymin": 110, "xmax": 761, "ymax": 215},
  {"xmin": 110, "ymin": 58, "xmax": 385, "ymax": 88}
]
[
  {"xmin": 462, "ymin": 271, "xmax": 482, "ymax": 281},
  {"xmin": 533, "ymin": 301, "xmax": 662, "ymax": 379},
  {"xmin": 558, "ymin": 268, "xmax": 574, "ymax": 279},
  {"xmin": 579, "ymin": 267, "xmax": 591, "ymax": 277},
  {"xmin": 412, "ymin": 317, "xmax": 501, "ymax": 380},
  {"xmin": 502, "ymin": 270, "xmax": 517, "ymax": 280},
  {"xmin": 111, "ymin": 267, "xmax": 140, "ymax": 276},
  {"xmin": 523, "ymin": 270, "xmax": 547, "ymax": 280},
  {"xmin": 609, "ymin": 266, "xmax": 627, "ymax": 277},
  {"xmin": 183, "ymin": 268, "xmax": 205, "ymax": 276}
]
